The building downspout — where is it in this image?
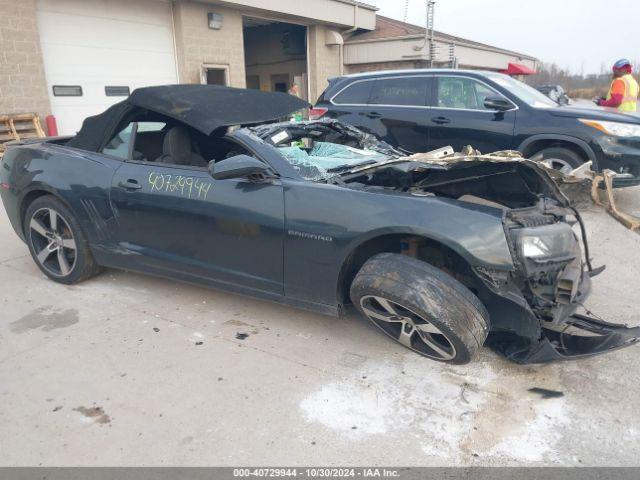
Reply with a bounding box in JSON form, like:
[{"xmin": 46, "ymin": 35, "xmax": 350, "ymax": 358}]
[
  {"xmin": 339, "ymin": 4, "xmax": 359, "ymax": 75},
  {"xmin": 169, "ymin": 0, "xmax": 181, "ymax": 82}
]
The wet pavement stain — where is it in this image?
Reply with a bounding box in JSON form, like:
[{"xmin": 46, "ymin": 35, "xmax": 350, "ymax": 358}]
[
  {"xmin": 10, "ymin": 307, "xmax": 79, "ymax": 333},
  {"xmin": 74, "ymin": 406, "xmax": 111, "ymax": 424}
]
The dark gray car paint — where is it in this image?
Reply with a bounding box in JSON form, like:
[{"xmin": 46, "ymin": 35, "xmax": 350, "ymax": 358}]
[
  {"xmin": 1, "ymin": 132, "xmax": 513, "ymax": 311},
  {"xmin": 2, "ymin": 116, "xmax": 639, "ymax": 363}
]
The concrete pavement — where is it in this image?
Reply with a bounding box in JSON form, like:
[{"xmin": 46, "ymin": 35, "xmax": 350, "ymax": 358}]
[{"xmin": 0, "ymin": 191, "xmax": 639, "ymax": 466}]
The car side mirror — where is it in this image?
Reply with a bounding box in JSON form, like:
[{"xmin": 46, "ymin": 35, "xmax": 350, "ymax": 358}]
[
  {"xmin": 209, "ymin": 155, "xmax": 272, "ymax": 181},
  {"xmin": 484, "ymin": 95, "xmax": 514, "ymax": 112}
]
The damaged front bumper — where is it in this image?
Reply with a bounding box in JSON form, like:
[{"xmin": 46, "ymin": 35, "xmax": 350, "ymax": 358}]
[
  {"xmin": 483, "ymin": 269, "xmax": 640, "ymax": 364},
  {"xmin": 530, "ymin": 314, "xmax": 640, "ymax": 363},
  {"xmin": 485, "ymin": 297, "xmax": 640, "ymax": 364},
  {"xmin": 480, "ymin": 204, "xmax": 640, "ymax": 364},
  {"xmin": 496, "ymin": 312, "xmax": 640, "ymax": 364},
  {"xmin": 488, "ymin": 264, "xmax": 640, "ymax": 363}
]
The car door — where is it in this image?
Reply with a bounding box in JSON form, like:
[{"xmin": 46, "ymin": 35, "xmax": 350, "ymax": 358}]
[
  {"xmin": 428, "ymin": 75, "xmax": 517, "ymax": 153},
  {"xmin": 107, "ymin": 121, "xmax": 285, "ymax": 295},
  {"xmin": 328, "ymin": 76, "xmax": 432, "ymax": 153}
]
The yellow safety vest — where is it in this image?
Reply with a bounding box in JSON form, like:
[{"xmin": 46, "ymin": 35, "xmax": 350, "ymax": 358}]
[{"xmin": 606, "ymin": 73, "xmax": 639, "ymax": 112}]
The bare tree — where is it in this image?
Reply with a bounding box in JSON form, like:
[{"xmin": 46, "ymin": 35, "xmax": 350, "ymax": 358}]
[{"xmin": 524, "ymin": 62, "xmax": 640, "ymax": 99}]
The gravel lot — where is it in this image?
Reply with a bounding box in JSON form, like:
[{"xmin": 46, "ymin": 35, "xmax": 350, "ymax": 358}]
[{"xmin": 0, "ymin": 188, "xmax": 639, "ymax": 466}]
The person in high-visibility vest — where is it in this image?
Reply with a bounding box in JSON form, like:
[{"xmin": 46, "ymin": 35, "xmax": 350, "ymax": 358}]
[{"xmin": 596, "ymin": 59, "xmax": 639, "ymax": 112}]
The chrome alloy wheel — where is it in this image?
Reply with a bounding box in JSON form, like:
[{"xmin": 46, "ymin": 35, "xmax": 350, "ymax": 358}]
[
  {"xmin": 29, "ymin": 207, "xmax": 77, "ymax": 277},
  {"xmin": 540, "ymin": 158, "xmax": 575, "ymax": 175},
  {"xmin": 360, "ymin": 295, "xmax": 457, "ymax": 361}
]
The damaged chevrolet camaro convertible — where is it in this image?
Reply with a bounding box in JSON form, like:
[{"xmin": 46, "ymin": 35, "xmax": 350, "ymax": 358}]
[{"xmin": 1, "ymin": 85, "xmax": 638, "ymax": 364}]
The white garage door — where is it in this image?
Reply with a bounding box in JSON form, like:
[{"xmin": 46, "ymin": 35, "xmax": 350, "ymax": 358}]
[{"xmin": 37, "ymin": 0, "xmax": 178, "ymax": 135}]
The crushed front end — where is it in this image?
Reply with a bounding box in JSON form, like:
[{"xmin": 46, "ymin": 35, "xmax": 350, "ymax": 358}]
[
  {"xmin": 484, "ymin": 195, "xmax": 640, "ymax": 363},
  {"xmin": 249, "ymin": 119, "xmax": 640, "ymax": 363},
  {"xmin": 326, "ymin": 142, "xmax": 640, "ymax": 363}
]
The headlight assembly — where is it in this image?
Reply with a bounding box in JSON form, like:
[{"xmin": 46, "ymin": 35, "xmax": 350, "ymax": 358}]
[
  {"xmin": 579, "ymin": 119, "xmax": 640, "ymax": 137},
  {"xmin": 514, "ymin": 224, "xmax": 579, "ymax": 263}
]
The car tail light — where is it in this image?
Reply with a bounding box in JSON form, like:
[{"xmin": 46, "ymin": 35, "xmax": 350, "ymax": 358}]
[{"xmin": 309, "ymin": 107, "xmax": 328, "ymax": 120}]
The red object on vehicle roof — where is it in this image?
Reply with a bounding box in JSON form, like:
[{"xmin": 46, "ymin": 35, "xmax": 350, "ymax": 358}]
[{"xmin": 500, "ymin": 63, "xmax": 537, "ymax": 76}]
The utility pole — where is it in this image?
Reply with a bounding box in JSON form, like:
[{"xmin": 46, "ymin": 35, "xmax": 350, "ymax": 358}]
[{"xmin": 426, "ymin": 0, "xmax": 436, "ymax": 68}]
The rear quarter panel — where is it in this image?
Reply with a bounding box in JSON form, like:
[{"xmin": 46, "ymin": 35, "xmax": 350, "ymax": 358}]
[
  {"xmin": 282, "ymin": 179, "xmax": 514, "ymax": 306},
  {"xmin": 1, "ymin": 143, "xmax": 120, "ymax": 253}
]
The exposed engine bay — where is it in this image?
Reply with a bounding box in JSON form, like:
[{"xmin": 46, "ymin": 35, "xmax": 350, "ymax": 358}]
[
  {"xmin": 251, "ymin": 119, "xmax": 640, "ymax": 363},
  {"xmin": 252, "ymin": 119, "xmax": 563, "ymax": 209}
]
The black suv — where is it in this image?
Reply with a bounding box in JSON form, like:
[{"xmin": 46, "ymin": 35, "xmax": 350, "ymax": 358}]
[{"xmin": 314, "ymin": 69, "xmax": 640, "ymax": 186}]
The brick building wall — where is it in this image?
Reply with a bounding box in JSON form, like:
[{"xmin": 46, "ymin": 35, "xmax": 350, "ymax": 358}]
[
  {"xmin": 307, "ymin": 25, "xmax": 342, "ymax": 102},
  {"xmin": 0, "ymin": 0, "xmax": 51, "ymax": 121},
  {"xmin": 172, "ymin": 1, "xmax": 246, "ymax": 88}
]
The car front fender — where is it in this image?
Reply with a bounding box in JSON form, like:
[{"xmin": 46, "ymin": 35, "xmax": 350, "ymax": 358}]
[{"xmin": 283, "ymin": 180, "xmax": 515, "ymax": 308}]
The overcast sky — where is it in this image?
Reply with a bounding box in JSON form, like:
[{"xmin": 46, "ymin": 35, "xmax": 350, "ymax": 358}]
[{"xmin": 368, "ymin": 0, "xmax": 639, "ymax": 75}]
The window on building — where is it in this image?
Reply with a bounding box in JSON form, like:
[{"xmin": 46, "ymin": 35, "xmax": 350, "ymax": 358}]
[
  {"xmin": 332, "ymin": 80, "xmax": 374, "ymax": 105},
  {"xmin": 368, "ymin": 77, "xmax": 429, "ymax": 106},
  {"xmin": 52, "ymin": 85, "xmax": 82, "ymax": 97},
  {"xmin": 206, "ymin": 69, "xmax": 227, "ymax": 86},
  {"xmin": 105, "ymin": 86, "xmax": 130, "ymax": 97},
  {"xmin": 202, "ymin": 65, "xmax": 229, "ymax": 86},
  {"xmin": 436, "ymin": 77, "xmax": 507, "ymax": 110}
]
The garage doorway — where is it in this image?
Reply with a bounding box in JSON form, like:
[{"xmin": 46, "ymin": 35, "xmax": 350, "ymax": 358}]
[
  {"xmin": 242, "ymin": 17, "xmax": 308, "ymax": 101},
  {"xmin": 201, "ymin": 64, "xmax": 229, "ymax": 86},
  {"xmin": 37, "ymin": 0, "xmax": 178, "ymax": 135}
]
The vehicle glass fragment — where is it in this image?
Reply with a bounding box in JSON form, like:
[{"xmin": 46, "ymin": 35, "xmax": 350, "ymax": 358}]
[
  {"xmin": 277, "ymin": 142, "xmax": 390, "ymax": 181},
  {"xmin": 249, "ymin": 119, "xmax": 401, "ymax": 181}
]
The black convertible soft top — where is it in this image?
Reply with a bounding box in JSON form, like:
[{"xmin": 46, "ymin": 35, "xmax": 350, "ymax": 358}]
[{"xmin": 67, "ymin": 84, "xmax": 309, "ymax": 152}]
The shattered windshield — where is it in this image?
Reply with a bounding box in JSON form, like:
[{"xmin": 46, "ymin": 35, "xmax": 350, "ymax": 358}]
[
  {"xmin": 250, "ymin": 119, "xmax": 401, "ymax": 181},
  {"xmin": 277, "ymin": 142, "xmax": 390, "ymax": 181}
]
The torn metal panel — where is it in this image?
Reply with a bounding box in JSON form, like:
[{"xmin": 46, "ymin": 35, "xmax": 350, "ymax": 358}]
[{"xmin": 249, "ymin": 119, "xmax": 640, "ymax": 363}]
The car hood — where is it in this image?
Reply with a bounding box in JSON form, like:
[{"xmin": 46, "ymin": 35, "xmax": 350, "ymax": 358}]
[
  {"xmin": 335, "ymin": 148, "xmax": 571, "ymax": 209},
  {"xmin": 546, "ymin": 105, "xmax": 640, "ymax": 123},
  {"xmin": 128, "ymin": 85, "xmax": 309, "ymax": 135}
]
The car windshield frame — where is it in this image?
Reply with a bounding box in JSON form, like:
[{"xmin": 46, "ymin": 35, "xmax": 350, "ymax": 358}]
[
  {"xmin": 484, "ymin": 73, "xmax": 559, "ymax": 108},
  {"xmin": 247, "ymin": 119, "xmax": 404, "ymax": 183}
]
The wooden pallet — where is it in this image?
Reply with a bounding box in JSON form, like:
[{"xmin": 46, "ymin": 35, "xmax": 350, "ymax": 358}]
[
  {"xmin": 0, "ymin": 115, "xmax": 19, "ymax": 153},
  {"xmin": 11, "ymin": 113, "xmax": 45, "ymax": 140},
  {"xmin": 0, "ymin": 113, "xmax": 45, "ymax": 153}
]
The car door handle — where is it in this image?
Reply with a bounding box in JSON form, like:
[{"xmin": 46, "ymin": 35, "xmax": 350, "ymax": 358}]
[
  {"xmin": 118, "ymin": 179, "xmax": 142, "ymax": 190},
  {"xmin": 365, "ymin": 111, "xmax": 382, "ymax": 119},
  {"xmin": 431, "ymin": 116, "xmax": 451, "ymax": 125}
]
